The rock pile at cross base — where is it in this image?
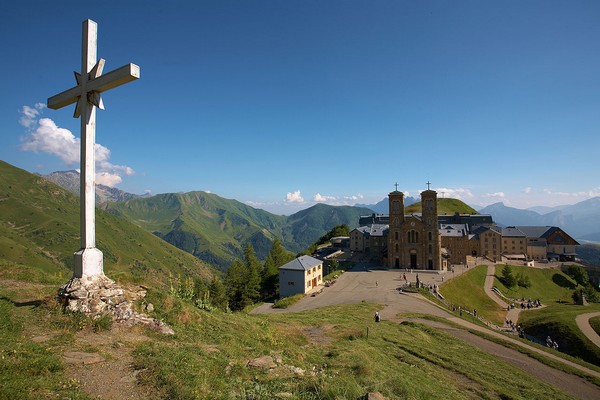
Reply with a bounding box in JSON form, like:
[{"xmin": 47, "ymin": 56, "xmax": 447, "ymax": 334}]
[{"xmin": 57, "ymin": 274, "xmax": 174, "ymax": 335}]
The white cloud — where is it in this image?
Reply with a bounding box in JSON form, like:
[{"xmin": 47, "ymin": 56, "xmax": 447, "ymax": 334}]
[
  {"xmin": 285, "ymin": 190, "xmax": 304, "ymax": 203},
  {"xmin": 433, "ymin": 187, "xmax": 474, "ymax": 199},
  {"xmin": 543, "ymin": 188, "xmax": 600, "ymax": 198},
  {"xmin": 482, "ymin": 192, "xmax": 505, "ymax": 198},
  {"xmin": 523, "ymin": 187, "xmax": 532, "ymax": 194},
  {"xmin": 19, "ymin": 104, "xmax": 134, "ymax": 188},
  {"xmin": 96, "ymin": 172, "xmax": 122, "ymax": 187},
  {"xmin": 314, "ymin": 193, "xmax": 337, "ymax": 202},
  {"xmin": 18, "ymin": 103, "xmax": 45, "ymax": 128},
  {"xmin": 343, "ymin": 193, "xmax": 364, "ymax": 201}
]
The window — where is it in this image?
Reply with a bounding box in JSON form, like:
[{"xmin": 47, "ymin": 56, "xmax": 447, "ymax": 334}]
[
  {"xmin": 395, "ymin": 243, "xmax": 399, "ymax": 252},
  {"xmin": 395, "ymin": 231, "xmax": 398, "ymax": 240},
  {"xmin": 307, "ymin": 281, "xmax": 311, "ymax": 288},
  {"xmin": 428, "ymin": 231, "xmax": 432, "ymax": 241},
  {"xmin": 288, "ymin": 281, "xmax": 294, "ymax": 286},
  {"xmin": 428, "ymin": 244, "xmax": 432, "ymax": 254}
]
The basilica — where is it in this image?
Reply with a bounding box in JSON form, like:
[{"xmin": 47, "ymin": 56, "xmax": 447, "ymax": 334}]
[{"xmin": 349, "ymin": 186, "xmax": 579, "ymax": 269}]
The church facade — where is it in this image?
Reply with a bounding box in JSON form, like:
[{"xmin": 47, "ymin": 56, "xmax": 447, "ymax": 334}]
[{"xmin": 387, "ymin": 189, "xmax": 443, "ymax": 270}]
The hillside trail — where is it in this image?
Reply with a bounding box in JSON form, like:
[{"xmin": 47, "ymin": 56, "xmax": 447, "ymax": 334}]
[
  {"xmin": 253, "ymin": 265, "xmax": 600, "ymax": 399},
  {"xmin": 483, "ymin": 264, "xmax": 522, "ymax": 323},
  {"xmin": 576, "ymin": 312, "xmax": 600, "ymax": 349},
  {"xmin": 0, "ymin": 278, "xmax": 161, "ymax": 400},
  {"xmin": 62, "ymin": 326, "xmax": 162, "ymax": 400}
]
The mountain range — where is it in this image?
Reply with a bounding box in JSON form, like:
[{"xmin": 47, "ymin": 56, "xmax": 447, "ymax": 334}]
[
  {"xmin": 0, "ymin": 161, "xmax": 215, "ymax": 288},
  {"xmin": 39, "ymin": 169, "xmax": 600, "ymax": 269},
  {"xmin": 479, "ymin": 200, "xmax": 600, "ymax": 241}
]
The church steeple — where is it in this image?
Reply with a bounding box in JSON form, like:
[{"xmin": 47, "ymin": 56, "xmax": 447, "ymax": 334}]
[{"xmin": 388, "ymin": 185, "xmax": 405, "ymax": 268}]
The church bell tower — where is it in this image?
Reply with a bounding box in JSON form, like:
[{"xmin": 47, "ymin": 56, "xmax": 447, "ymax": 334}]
[
  {"xmin": 421, "ymin": 184, "xmax": 441, "ymax": 270},
  {"xmin": 388, "ymin": 185, "xmax": 405, "ymax": 268}
]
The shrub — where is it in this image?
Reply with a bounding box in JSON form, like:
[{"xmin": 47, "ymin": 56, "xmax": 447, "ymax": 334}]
[
  {"xmin": 500, "ymin": 265, "xmax": 516, "ymax": 288},
  {"xmin": 517, "ymin": 272, "xmax": 531, "ymax": 288}
]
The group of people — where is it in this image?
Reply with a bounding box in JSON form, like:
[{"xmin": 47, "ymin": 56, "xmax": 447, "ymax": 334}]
[
  {"xmin": 508, "ymin": 298, "xmax": 542, "ymax": 311},
  {"xmin": 546, "ymin": 335, "xmax": 559, "ymax": 350}
]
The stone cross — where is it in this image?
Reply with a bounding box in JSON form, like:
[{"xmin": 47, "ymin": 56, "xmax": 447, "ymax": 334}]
[
  {"xmin": 47, "ymin": 19, "xmax": 140, "ymax": 278},
  {"xmin": 394, "ymin": 182, "xmax": 399, "ymax": 191},
  {"xmin": 426, "ymin": 181, "xmax": 431, "ymax": 190}
]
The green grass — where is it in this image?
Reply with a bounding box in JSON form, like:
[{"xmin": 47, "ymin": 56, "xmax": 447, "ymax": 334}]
[
  {"xmin": 591, "ymin": 316, "xmax": 600, "ymax": 336},
  {"xmin": 273, "ymin": 293, "xmax": 304, "ymax": 309},
  {"xmin": 493, "ymin": 265, "xmax": 577, "ymax": 304},
  {"xmin": 439, "ymin": 265, "xmax": 505, "ymax": 325},
  {"xmin": 518, "ymin": 303, "xmax": 600, "ymax": 366},
  {"xmin": 128, "ymin": 295, "xmax": 577, "ymax": 399},
  {"xmin": 0, "ymin": 293, "xmax": 89, "ymax": 400},
  {"xmin": 0, "ymin": 161, "xmax": 216, "ymax": 290},
  {"xmin": 405, "ymin": 198, "xmax": 478, "ymax": 214}
]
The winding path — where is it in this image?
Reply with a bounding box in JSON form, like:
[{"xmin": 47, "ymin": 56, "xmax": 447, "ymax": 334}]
[
  {"xmin": 483, "ymin": 264, "xmax": 521, "ymax": 324},
  {"xmin": 253, "ymin": 265, "xmax": 600, "ymax": 399},
  {"xmin": 576, "ymin": 312, "xmax": 600, "ymax": 349}
]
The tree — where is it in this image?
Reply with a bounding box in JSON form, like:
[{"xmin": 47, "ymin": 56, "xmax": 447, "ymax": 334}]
[
  {"xmin": 566, "ymin": 265, "xmax": 590, "ymax": 287},
  {"xmin": 207, "ymin": 276, "xmax": 228, "ymax": 310},
  {"xmin": 224, "ymin": 260, "xmax": 248, "ymax": 311},
  {"xmin": 243, "ymin": 243, "xmax": 262, "ymax": 303},
  {"xmin": 517, "ymin": 272, "xmax": 531, "ymax": 288},
  {"xmin": 501, "ymin": 265, "xmax": 516, "ymax": 288},
  {"xmin": 262, "ymin": 238, "xmax": 294, "ymax": 298}
]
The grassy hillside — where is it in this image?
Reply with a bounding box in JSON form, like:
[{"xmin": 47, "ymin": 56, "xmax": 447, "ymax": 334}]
[
  {"xmin": 440, "ymin": 265, "xmax": 505, "ymax": 325},
  {"xmin": 106, "ymin": 193, "xmax": 372, "ymax": 269},
  {"xmin": 0, "ymin": 160, "xmax": 215, "ymax": 288},
  {"xmin": 441, "ymin": 262, "xmax": 600, "ymax": 366},
  {"xmin": 493, "ymin": 264, "xmax": 600, "ymax": 365},
  {"xmin": 0, "ymin": 282, "xmax": 577, "ymax": 400},
  {"xmin": 405, "ymin": 198, "xmax": 478, "ymax": 215}
]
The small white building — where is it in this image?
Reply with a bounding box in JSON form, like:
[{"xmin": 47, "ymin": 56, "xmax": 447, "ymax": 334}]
[{"xmin": 279, "ymin": 255, "xmax": 323, "ymax": 298}]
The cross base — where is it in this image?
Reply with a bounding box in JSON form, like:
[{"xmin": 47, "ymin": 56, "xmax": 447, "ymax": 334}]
[
  {"xmin": 73, "ymin": 247, "xmax": 104, "ymax": 278},
  {"xmin": 57, "ymin": 274, "xmax": 175, "ymax": 335}
]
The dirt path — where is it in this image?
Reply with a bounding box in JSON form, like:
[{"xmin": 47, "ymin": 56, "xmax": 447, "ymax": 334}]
[
  {"xmin": 253, "ymin": 266, "xmax": 600, "ymax": 399},
  {"xmin": 576, "ymin": 312, "xmax": 600, "ymax": 349},
  {"xmin": 414, "ymin": 317, "xmax": 600, "ymax": 400},
  {"xmin": 62, "ymin": 326, "xmax": 162, "ymax": 400},
  {"xmin": 0, "ymin": 278, "xmax": 160, "ymax": 400},
  {"xmin": 483, "ymin": 264, "xmax": 521, "ymax": 323}
]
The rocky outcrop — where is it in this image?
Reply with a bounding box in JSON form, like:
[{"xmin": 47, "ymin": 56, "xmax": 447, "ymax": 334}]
[{"xmin": 57, "ymin": 274, "xmax": 174, "ymax": 335}]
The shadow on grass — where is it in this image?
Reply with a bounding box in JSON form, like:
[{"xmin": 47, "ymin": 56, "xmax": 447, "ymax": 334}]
[
  {"xmin": 552, "ymin": 273, "xmax": 576, "ymax": 289},
  {"xmin": 0, "ymin": 296, "xmax": 43, "ymax": 308}
]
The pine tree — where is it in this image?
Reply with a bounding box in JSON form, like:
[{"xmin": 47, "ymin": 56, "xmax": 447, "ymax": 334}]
[
  {"xmin": 243, "ymin": 243, "xmax": 262, "ymax": 304},
  {"xmin": 262, "ymin": 238, "xmax": 294, "ymax": 298},
  {"xmin": 207, "ymin": 276, "xmax": 228, "ymax": 310},
  {"xmin": 224, "ymin": 260, "xmax": 247, "ymax": 311}
]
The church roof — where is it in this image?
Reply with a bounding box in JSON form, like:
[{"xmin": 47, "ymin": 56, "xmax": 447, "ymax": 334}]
[
  {"xmin": 279, "ymin": 255, "xmax": 322, "ymax": 271},
  {"xmin": 512, "ymin": 226, "xmax": 555, "ymax": 239},
  {"xmin": 440, "ymin": 224, "xmax": 468, "ymax": 237},
  {"xmin": 501, "ymin": 227, "xmax": 527, "ymax": 237}
]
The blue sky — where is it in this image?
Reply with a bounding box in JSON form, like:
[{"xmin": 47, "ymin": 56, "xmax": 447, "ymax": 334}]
[{"xmin": 2, "ymin": 1, "xmax": 599, "ymax": 214}]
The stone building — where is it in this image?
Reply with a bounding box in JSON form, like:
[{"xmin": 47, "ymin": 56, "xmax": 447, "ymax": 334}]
[{"xmin": 387, "ymin": 189, "xmax": 443, "ymax": 270}]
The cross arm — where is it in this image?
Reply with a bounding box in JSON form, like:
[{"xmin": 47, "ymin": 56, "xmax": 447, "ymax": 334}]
[{"xmin": 47, "ymin": 63, "xmax": 140, "ymax": 110}]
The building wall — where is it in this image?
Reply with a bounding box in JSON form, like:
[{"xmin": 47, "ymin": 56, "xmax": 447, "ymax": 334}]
[
  {"xmin": 279, "ymin": 269, "xmax": 305, "ymax": 298},
  {"xmin": 279, "ymin": 262, "xmax": 323, "ymax": 298},
  {"xmin": 387, "ymin": 191, "xmax": 405, "ymax": 268},
  {"xmin": 501, "ymin": 237, "xmax": 527, "ymax": 255},
  {"xmin": 303, "ymin": 264, "xmax": 323, "ymax": 292},
  {"xmin": 480, "ymin": 230, "xmax": 502, "ymax": 261},
  {"xmin": 421, "ymin": 190, "xmax": 442, "ymax": 270},
  {"xmin": 527, "ymin": 242, "xmax": 547, "ymax": 260},
  {"xmin": 350, "ymin": 229, "xmax": 366, "ymax": 252},
  {"xmin": 441, "ymin": 235, "xmax": 470, "ymax": 265}
]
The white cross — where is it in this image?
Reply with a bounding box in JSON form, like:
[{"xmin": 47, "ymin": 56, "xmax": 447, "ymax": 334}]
[{"xmin": 47, "ymin": 19, "xmax": 140, "ymax": 278}]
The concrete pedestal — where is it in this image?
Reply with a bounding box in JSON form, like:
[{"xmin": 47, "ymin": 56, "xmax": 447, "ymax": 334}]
[{"xmin": 73, "ymin": 247, "xmax": 103, "ymax": 278}]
